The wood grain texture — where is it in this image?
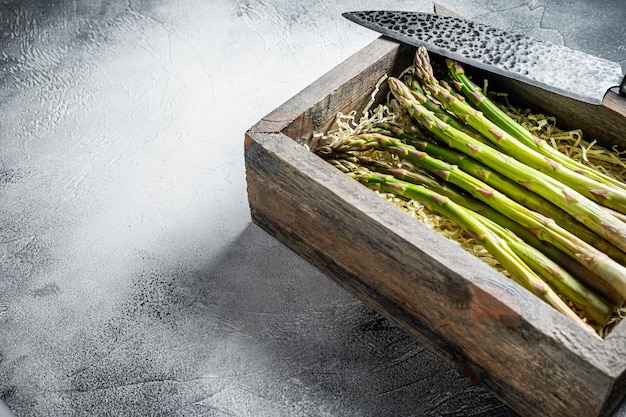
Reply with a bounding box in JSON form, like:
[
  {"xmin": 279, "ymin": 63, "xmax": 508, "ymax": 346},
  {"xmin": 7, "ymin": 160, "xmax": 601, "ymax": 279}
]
[{"xmin": 244, "ymin": 33, "xmax": 626, "ymax": 417}]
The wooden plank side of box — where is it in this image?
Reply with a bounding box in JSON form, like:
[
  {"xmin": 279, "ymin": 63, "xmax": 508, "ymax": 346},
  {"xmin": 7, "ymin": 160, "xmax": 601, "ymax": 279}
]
[{"xmin": 244, "ymin": 37, "xmax": 626, "ymax": 417}]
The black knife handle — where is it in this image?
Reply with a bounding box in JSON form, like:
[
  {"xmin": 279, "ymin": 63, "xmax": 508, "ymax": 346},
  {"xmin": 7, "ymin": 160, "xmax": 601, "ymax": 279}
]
[{"xmin": 620, "ymin": 74, "xmax": 626, "ymax": 97}]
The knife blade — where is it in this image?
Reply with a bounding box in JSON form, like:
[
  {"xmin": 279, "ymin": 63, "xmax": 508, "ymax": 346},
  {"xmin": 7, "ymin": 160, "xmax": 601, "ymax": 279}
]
[{"xmin": 343, "ymin": 10, "xmax": 626, "ymax": 105}]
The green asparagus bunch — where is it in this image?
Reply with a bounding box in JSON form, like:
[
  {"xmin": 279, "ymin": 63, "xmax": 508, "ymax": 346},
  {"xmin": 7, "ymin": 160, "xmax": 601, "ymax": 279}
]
[{"xmin": 315, "ymin": 46, "xmax": 626, "ymax": 330}]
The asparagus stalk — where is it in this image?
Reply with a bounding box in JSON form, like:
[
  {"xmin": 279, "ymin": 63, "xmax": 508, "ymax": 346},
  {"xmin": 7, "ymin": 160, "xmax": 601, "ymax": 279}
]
[
  {"xmin": 389, "ymin": 76, "xmax": 626, "ymax": 257},
  {"xmin": 350, "ymin": 169, "xmax": 596, "ymax": 328},
  {"xmin": 446, "ymin": 58, "xmax": 626, "ymax": 193},
  {"xmin": 336, "ymin": 132, "xmax": 626, "ymax": 304}
]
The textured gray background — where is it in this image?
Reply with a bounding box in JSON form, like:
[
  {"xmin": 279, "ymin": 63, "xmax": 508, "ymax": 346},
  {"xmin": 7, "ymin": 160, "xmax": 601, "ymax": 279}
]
[{"xmin": 0, "ymin": 1, "xmax": 625, "ymax": 416}]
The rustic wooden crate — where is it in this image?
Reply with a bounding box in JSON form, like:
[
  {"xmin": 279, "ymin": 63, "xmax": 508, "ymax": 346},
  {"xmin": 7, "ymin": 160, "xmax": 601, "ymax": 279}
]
[{"xmin": 244, "ymin": 10, "xmax": 626, "ymax": 417}]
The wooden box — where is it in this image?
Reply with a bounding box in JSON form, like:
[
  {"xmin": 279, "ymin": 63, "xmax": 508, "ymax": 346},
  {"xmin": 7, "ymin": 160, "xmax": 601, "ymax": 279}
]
[{"xmin": 244, "ymin": 8, "xmax": 626, "ymax": 417}]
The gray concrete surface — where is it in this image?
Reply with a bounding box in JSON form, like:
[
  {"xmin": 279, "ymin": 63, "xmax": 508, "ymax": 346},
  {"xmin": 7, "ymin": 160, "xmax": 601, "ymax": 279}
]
[{"xmin": 0, "ymin": 0, "xmax": 625, "ymax": 416}]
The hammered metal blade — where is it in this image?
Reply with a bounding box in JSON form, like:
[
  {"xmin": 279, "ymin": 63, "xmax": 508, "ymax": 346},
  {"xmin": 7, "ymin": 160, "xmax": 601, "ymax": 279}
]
[{"xmin": 343, "ymin": 11, "xmax": 625, "ymax": 104}]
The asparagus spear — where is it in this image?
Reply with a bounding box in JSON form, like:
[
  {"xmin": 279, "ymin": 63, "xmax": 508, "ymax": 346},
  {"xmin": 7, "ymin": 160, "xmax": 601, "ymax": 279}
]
[
  {"xmin": 350, "ymin": 169, "xmax": 596, "ymax": 328},
  {"xmin": 389, "ymin": 76, "xmax": 626, "ymax": 257},
  {"xmin": 335, "ymin": 132, "xmax": 626, "ymax": 304},
  {"xmin": 446, "ymin": 58, "xmax": 626, "ymax": 193}
]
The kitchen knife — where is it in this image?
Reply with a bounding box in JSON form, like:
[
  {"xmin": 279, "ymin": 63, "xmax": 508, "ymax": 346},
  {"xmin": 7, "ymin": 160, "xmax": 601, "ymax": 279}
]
[{"xmin": 343, "ymin": 11, "xmax": 626, "ymax": 105}]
